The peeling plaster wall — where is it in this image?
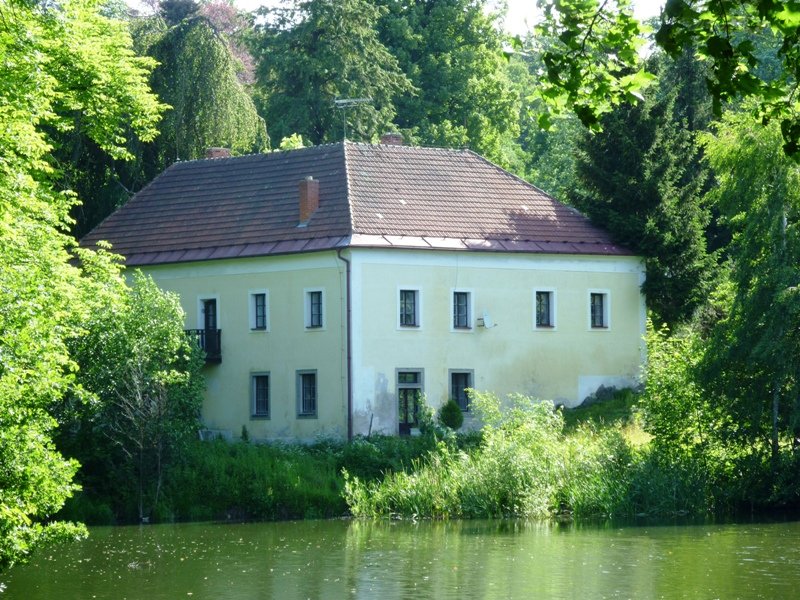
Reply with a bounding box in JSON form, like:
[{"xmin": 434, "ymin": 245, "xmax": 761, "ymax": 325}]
[{"xmin": 349, "ymin": 248, "xmax": 645, "ymax": 436}]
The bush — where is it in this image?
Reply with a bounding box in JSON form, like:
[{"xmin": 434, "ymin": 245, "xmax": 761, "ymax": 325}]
[{"xmin": 438, "ymin": 400, "xmax": 464, "ymax": 430}]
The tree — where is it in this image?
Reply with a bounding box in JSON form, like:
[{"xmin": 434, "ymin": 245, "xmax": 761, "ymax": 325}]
[
  {"xmin": 570, "ymin": 85, "xmax": 713, "ymax": 326},
  {"xmin": 65, "ymin": 10, "xmax": 268, "ymax": 238},
  {"xmin": 62, "ymin": 270, "xmax": 204, "ymax": 522},
  {"xmin": 251, "ymin": 0, "xmax": 414, "ymax": 144},
  {"xmin": 375, "ymin": 0, "xmax": 520, "ymax": 165},
  {"xmin": 699, "ymin": 109, "xmax": 800, "ymax": 461},
  {"xmin": 146, "ymin": 16, "xmax": 269, "ymax": 165},
  {"xmin": 0, "ymin": 0, "xmax": 164, "ymax": 569},
  {"xmin": 534, "ymin": 0, "xmax": 800, "ymax": 157}
]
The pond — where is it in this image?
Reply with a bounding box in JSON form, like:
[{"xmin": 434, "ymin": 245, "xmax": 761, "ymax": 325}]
[{"xmin": 3, "ymin": 518, "xmax": 800, "ymax": 599}]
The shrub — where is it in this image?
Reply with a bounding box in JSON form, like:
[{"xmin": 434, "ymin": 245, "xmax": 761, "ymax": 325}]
[{"xmin": 438, "ymin": 400, "xmax": 464, "ymax": 430}]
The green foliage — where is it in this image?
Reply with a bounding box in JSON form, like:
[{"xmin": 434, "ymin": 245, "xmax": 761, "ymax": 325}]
[
  {"xmin": 438, "ymin": 400, "xmax": 464, "ymax": 431},
  {"xmin": 0, "ymin": 0, "xmax": 164, "ymax": 569},
  {"xmin": 162, "ymin": 439, "xmax": 346, "ymax": 521},
  {"xmin": 536, "ymin": 0, "xmax": 800, "ymax": 157},
  {"xmin": 147, "ymin": 16, "xmax": 269, "ymax": 163},
  {"xmin": 570, "ymin": 83, "xmax": 713, "ymax": 326},
  {"xmin": 534, "ymin": 0, "xmax": 652, "ymax": 130},
  {"xmin": 279, "ymin": 133, "xmax": 307, "ymax": 150},
  {"xmin": 251, "ymin": 0, "xmax": 414, "ymax": 145},
  {"xmin": 345, "ymin": 393, "xmax": 569, "ymax": 519},
  {"xmin": 374, "ymin": 0, "xmax": 520, "ymax": 166},
  {"xmin": 699, "ymin": 110, "xmax": 800, "ymax": 458},
  {"xmin": 62, "ymin": 270, "xmax": 204, "ymax": 523}
]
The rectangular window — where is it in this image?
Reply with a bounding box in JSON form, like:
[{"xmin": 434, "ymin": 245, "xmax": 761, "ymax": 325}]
[
  {"xmin": 397, "ymin": 369, "xmax": 423, "ymax": 435},
  {"xmin": 450, "ymin": 371, "xmax": 472, "ymax": 412},
  {"xmin": 535, "ymin": 290, "xmax": 554, "ymax": 328},
  {"xmin": 305, "ymin": 290, "xmax": 323, "ymax": 329},
  {"xmin": 252, "ymin": 374, "xmax": 270, "ymax": 418},
  {"xmin": 590, "ymin": 292, "xmax": 608, "ymax": 328},
  {"xmin": 250, "ymin": 291, "xmax": 268, "ymax": 331},
  {"xmin": 453, "ymin": 291, "xmax": 470, "ymax": 329},
  {"xmin": 399, "ymin": 289, "xmax": 419, "ymax": 327},
  {"xmin": 297, "ymin": 371, "xmax": 317, "ymax": 417}
]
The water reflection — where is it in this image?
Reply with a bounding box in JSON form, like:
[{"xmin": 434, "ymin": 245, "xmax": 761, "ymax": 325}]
[{"xmin": 4, "ymin": 518, "xmax": 800, "ymax": 599}]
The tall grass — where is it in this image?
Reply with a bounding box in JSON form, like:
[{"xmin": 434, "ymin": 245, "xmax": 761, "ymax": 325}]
[{"xmin": 344, "ymin": 390, "xmax": 722, "ymax": 520}]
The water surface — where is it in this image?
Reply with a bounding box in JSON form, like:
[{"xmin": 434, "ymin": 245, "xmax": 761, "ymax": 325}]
[{"xmin": 4, "ymin": 518, "xmax": 800, "ymax": 599}]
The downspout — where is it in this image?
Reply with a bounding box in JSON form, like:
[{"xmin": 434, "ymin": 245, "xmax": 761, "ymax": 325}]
[{"xmin": 337, "ymin": 248, "xmax": 353, "ymax": 440}]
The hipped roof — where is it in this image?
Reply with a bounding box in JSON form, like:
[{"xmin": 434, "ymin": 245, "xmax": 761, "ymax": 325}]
[{"xmin": 81, "ymin": 142, "xmax": 632, "ymax": 266}]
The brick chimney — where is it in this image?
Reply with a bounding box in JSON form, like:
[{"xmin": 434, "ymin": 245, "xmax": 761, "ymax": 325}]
[
  {"xmin": 299, "ymin": 176, "xmax": 320, "ymax": 223},
  {"xmin": 380, "ymin": 132, "xmax": 403, "ymax": 146},
  {"xmin": 206, "ymin": 147, "xmax": 231, "ymax": 159}
]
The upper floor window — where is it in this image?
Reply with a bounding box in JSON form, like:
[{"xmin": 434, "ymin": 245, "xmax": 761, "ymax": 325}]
[
  {"xmin": 297, "ymin": 370, "xmax": 317, "ymax": 417},
  {"xmin": 305, "ymin": 289, "xmax": 324, "ymax": 329},
  {"xmin": 590, "ymin": 291, "xmax": 610, "ymax": 329},
  {"xmin": 452, "ymin": 291, "xmax": 471, "ymax": 329},
  {"xmin": 249, "ymin": 291, "xmax": 269, "ymax": 331},
  {"xmin": 535, "ymin": 289, "xmax": 555, "ymax": 328},
  {"xmin": 399, "ymin": 289, "xmax": 420, "ymax": 328}
]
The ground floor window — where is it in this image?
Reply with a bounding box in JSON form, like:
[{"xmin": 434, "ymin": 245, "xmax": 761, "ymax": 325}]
[
  {"xmin": 297, "ymin": 370, "xmax": 317, "ymax": 417},
  {"xmin": 450, "ymin": 370, "xmax": 473, "ymax": 412},
  {"xmin": 397, "ymin": 369, "xmax": 423, "ymax": 435},
  {"xmin": 251, "ymin": 373, "xmax": 270, "ymax": 418}
]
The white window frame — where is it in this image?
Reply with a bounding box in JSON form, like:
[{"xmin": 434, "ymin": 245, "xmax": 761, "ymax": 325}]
[
  {"xmin": 397, "ymin": 287, "xmax": 422, "ymax": 329},
  {"xmin": 251, "ymin": 372, "xmax": 270, "ymax": 419},
  {"xmin": 196, "ymin": 295, "xmax": 220, "ymax": 330},
  {"xmin": 249, "ymin": 289, "xmax": 270, "ymax": 332},
  {"xmin": 588, "ymin": 289, "xmax": 611, "ymax": 330},
  {"xmin": 450, "ymin": 288, "xmax": 474, "ymax": 332},
  {"xmin": 304, "ymin": 288, "xmax": 325, "ymax": 330},
  {"xmin": 533, "ymin": 288, "xmax": 557, "ymax": 330},
  {"xmin": 296, "ymin": 370, "xmax": 318, "ymax": 418}
]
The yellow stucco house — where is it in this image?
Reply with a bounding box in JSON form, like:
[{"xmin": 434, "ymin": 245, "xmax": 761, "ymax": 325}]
[{"xmin": 83, "ymin": 139, "xmax": 645, "ymax": 441}]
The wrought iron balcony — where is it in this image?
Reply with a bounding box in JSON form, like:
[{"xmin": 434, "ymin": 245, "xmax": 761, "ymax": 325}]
[{"xmin": 186, "ymin": 329, "xmax": 222, "ymax": 364}]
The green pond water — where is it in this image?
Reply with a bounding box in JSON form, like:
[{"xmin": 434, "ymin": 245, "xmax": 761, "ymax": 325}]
[{"xmin": 3, "ymin": 518, "xmax": 800, "ymax": 599}]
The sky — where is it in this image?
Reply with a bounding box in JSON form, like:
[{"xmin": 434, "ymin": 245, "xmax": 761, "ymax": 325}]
[{"xmin": 130, "ymin": 0, "xmax": 666, "ymax": 36}]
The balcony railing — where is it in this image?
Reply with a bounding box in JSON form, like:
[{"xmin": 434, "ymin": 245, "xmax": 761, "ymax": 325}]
[{"xmin": 186, "ymin": 329, "xmax": 222, "ymax": 364}]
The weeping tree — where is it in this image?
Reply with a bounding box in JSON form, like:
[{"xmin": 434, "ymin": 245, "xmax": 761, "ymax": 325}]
[
  {"xmin": 66, "ymin": 8, "xmax": 268, "ymax": 237},
  {"xmin": 146, "ymin": 15, "xmax": 269, "ymax": 166},
  {"xmin": 251, "ymin": 0, "xmax": 414, "ymax": 145},
  {"xmin": 700, "ymin": 110, "xmax": 800, "ymax": 465}
]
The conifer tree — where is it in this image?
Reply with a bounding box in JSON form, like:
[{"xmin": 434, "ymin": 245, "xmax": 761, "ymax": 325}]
[{"xmin": 570, "ymin": 87, "xmax": 712, "ymax": 327}]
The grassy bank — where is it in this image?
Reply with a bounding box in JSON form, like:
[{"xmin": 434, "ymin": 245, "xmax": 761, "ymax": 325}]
[{"xmin": 61, "ymin": 389, "xmax": 799, "ymax": 525}]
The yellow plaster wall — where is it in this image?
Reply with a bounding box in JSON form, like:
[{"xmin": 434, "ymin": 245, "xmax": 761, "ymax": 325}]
[
  {"xmin": 139, "ymin": 251, "xmax": 348, "ymax": 442},
  {"xmin": 350, "ymin": 249, "xmax": 645, "ymax": 435}
]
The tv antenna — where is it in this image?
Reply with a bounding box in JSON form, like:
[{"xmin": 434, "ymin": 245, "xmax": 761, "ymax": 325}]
[{"xmin": 334, "ymin": 98, "xmax": 372, "ymax": 140}]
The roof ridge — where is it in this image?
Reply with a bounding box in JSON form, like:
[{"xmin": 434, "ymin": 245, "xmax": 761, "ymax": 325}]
[
  {"xmin": 171, "ymin": 142, "xmax": 347, "ymax": 166},
  {"xmin": 342, "ymin": 142, "xmax": 356, "ymax": 234}
]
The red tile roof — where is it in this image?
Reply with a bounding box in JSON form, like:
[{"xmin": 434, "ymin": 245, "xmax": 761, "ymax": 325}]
[{"xmin": 81, "ymin": 142, "xmax": 632, "ymax": 265}]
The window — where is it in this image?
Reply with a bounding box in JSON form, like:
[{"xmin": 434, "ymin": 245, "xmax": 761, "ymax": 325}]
[
  {"xmin": 399, "ymin": 289, "xmax": 419, "ymax": 327},
  {"xmin": 249, "ymin": 291, "xmax": 269, "ymax": 331},
  {"xmin": 297, "ymin": 371, "xmax": 317, "ymax": 417},
  {"xmin": 590, "ymin": 291, "xmax": 610, "ymax": 329},
  {"xmin": 251, "ymin": 374, "xmax": 270, "ymax": 418},
  {"xmin": 197, "ymin": 296, "xmax": 219, "ymax": 330},
  {"xmin": 452, "ymin": 291, "xmax": 471, "ymax": 329},
  {"xmin": 535, "ymin": 290, "xmax": 555, "ymax": 328},
  {"xmin": 305, "ymin": 289, "xmax": 324, "ymax": 329},
  {"xmin": 397, "ymin": 369, "xmax": 423, "ymax": 435},
  {"xmin": 450, "ymin": 370, "xmax": 473, "ymax": 412}
]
